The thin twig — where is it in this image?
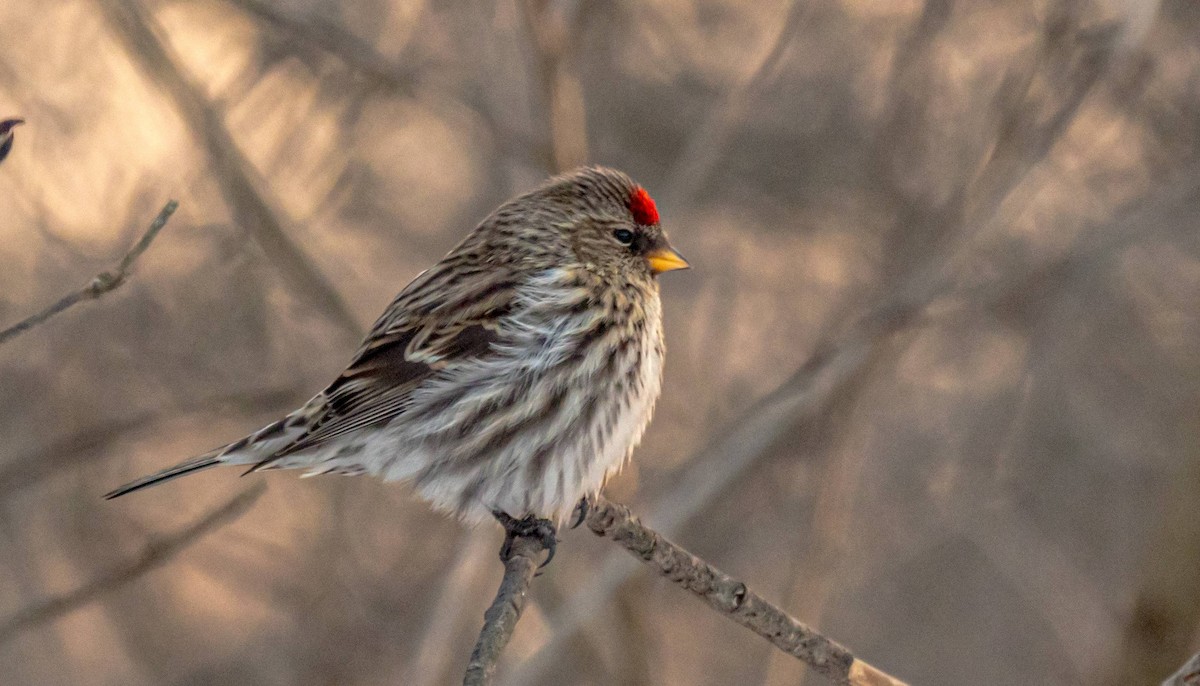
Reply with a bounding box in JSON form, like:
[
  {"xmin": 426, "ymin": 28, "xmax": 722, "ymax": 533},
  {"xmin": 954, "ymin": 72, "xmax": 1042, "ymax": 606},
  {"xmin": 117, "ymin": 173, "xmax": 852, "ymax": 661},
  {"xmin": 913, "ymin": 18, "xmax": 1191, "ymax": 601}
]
[
  {"xmin": 0, "ymin": 483, "xmax": 265, "ymax": 645},
  {"xmin": 219, "ymin": 0, "xmax": 420, "ymax": 93},
  {"xmin": 584, "ymin": 496, "xmax": 906, "ymax": 686},
  {"xmin": 462, "ymin": 534, "xmax": 551, "ymax": 686},
  {"xmin": 0, "ymin": 200, "xmax": 177, "ymax": 346}
]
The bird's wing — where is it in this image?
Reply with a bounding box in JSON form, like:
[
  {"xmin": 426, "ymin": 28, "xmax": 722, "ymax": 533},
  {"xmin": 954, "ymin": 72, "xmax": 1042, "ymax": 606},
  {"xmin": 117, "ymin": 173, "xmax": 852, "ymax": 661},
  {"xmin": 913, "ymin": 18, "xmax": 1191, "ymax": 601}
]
[{"xmin": 258, "ymin": 265, "xmax": 518, "ymax": 464}]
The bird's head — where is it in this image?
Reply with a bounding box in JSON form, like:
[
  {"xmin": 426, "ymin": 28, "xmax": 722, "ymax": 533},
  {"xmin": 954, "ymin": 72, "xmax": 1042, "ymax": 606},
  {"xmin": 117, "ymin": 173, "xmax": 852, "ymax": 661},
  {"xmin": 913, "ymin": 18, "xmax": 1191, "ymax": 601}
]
[{"xmin": 515, "ymin": 166, "xmax": 689, "ymax": 282}]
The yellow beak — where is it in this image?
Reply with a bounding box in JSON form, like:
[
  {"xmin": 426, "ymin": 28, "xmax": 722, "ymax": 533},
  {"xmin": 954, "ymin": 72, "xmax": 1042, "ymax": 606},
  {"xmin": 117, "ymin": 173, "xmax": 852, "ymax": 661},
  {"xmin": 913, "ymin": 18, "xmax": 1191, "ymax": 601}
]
[{"xmin": 646, "ymin": 245, "xmax": 690, "ymax": 274}]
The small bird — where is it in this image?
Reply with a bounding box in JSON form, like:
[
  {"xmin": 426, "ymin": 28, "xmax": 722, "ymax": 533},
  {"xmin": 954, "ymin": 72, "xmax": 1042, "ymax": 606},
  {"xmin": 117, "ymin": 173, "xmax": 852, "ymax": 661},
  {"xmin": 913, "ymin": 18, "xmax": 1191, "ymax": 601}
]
[
  {"xmin": 0, "ymin": 118, "xmax": 24, "ymax": 164},
  {"xmin": 106, "ymin": 166, "xmax": 688, "ymax": 560}
]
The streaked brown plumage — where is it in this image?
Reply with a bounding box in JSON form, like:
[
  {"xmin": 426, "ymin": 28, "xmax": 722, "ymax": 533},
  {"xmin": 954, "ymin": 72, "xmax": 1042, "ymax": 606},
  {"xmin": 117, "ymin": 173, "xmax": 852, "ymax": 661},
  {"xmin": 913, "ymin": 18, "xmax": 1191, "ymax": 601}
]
[{"xmin": 106, "ymin": 166, "xmax": 688, "ymax": 537}]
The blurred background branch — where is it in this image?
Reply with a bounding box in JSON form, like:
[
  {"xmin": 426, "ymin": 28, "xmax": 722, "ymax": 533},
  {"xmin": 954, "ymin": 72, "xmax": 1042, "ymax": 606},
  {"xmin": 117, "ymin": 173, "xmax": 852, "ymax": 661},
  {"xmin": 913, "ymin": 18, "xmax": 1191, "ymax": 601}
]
[
  {"xmin": 96, "ymin": 0, "xmax": 363, "ymax": 341},
  {"xmin": 0, "ymin": 484, "xmax": 264, "ymax": 646},
  {"xmin": 219, "ymin": 0, "xmax": 421, "ymax": 94},
  {"xmin": 661, "ymin": 0, "xmax": 808, "ymax": 208},
  {"xmin": 405, "ymin": 529, "xmax": 497, "ymax": 686}
]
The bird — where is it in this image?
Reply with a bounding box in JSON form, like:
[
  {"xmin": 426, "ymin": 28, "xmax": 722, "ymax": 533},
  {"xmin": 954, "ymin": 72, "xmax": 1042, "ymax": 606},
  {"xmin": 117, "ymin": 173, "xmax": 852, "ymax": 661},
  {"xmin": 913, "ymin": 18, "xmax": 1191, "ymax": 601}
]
[
  {"xmin": 105, "ymin": 166, "xmax": 689, "ymax": 562},
  {"xmin": 0, "ymin": 118, "xmax": 24, "ymax": 164}
]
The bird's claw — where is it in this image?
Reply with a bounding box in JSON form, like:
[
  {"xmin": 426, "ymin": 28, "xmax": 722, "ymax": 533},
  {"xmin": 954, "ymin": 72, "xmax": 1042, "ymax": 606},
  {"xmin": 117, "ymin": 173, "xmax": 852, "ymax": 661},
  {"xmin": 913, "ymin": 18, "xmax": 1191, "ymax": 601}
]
[
  {"xmin": 493, "ymin": 511, "xmax": 558, "ymax": 569},
  {"xmin": 569, "ymin": 495, "xmax": 591, "ymax": 529}
]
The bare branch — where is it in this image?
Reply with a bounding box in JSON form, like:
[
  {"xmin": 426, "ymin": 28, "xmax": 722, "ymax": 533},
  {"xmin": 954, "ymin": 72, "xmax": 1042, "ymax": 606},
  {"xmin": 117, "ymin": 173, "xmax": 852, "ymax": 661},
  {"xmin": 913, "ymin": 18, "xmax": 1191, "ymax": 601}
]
[
  {"xmin": 96, "ymin": 0, "xmax": 363, "ymax": 341},
  {"xmin": 0, "ymin": 483, "xmax": 265, "ymax": 645},
  {"xmin": 462, "ymin": 533, "xmax": 551, "ymax": 686},
  {"xmin": 583, "ymin": 496, "xmax": 905, "ymax": 686},
  {"xmin": 1163, "ymin": 652, "xmax": 1200, "ymax": 686},
  {"xmin": 0, "ymin": 200, "xmax": 177, "ymax": 346},
  {"xmin": 219, "ymin": 0, "xmax": 420, "ymax": 93}
]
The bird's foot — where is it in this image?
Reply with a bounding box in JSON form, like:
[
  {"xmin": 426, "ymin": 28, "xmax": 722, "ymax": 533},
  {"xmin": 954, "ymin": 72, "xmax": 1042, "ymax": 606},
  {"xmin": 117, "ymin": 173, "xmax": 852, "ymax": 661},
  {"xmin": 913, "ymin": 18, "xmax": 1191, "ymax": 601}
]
[
  {"xmin": 493, "ymin": 511, "xmax": 558, "ymax": 569},
  {"xmin": 569, "ymin": 495, "xmax": 591, "ymax": 529}
]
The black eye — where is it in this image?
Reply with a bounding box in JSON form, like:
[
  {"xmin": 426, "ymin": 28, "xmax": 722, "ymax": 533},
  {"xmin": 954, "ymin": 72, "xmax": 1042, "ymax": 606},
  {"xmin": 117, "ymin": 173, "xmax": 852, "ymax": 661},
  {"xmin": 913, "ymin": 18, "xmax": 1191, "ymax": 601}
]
[{"xmin": 613, "ymin": 229, "xmax": 635, "ymax": 245}]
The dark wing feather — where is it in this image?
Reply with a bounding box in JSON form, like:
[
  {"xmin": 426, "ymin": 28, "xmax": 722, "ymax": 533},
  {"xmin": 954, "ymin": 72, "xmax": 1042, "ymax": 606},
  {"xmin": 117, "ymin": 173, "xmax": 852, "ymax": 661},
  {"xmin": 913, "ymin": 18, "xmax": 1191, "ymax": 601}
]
[
  {"xmin": 253, "ymin": 263, "xmax": 516, "ymax": 467},
  {"xmin": 273, "ymin": 324, "xmax": 498, "ymax": 457}
]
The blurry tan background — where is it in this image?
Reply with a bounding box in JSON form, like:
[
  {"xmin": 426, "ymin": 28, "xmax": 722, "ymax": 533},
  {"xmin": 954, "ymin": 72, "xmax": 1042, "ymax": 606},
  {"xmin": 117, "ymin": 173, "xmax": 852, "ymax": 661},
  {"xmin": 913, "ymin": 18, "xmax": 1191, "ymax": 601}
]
[{"xmin": 2, "ymin": 0, "xmax": 1199, "ymax": 684}]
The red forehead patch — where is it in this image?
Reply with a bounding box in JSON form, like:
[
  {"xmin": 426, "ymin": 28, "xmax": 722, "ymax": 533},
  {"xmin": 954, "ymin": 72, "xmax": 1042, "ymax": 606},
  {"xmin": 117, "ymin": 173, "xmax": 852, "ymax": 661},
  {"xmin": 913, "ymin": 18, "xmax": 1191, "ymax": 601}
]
[{"xmin": 629, "ymin": 187, "xmax": 659, "ymax": 225}]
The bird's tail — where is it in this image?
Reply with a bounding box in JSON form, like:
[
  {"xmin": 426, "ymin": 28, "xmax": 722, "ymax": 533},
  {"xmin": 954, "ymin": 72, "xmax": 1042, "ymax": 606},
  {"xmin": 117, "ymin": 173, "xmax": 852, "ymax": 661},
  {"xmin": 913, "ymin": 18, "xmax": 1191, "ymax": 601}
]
[
  {"xmin": 103, "ymin": 452, "xmax": 224, "ymax": 499},
  {"xmin": 104, "ymin": 413, "xmax": 309, "ymax": 499}
]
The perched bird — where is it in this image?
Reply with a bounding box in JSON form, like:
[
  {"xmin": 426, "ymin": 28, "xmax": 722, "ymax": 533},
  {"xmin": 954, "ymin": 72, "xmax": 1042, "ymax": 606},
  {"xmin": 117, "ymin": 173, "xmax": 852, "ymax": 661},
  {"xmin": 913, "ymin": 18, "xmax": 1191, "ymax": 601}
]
[
  {"xmin": 0, "ymin": 118, "xmax": 24, "ymax": 164},
  {"xmin": 106, "ymin": 166, "xmax": 688, "ymax": 560}
]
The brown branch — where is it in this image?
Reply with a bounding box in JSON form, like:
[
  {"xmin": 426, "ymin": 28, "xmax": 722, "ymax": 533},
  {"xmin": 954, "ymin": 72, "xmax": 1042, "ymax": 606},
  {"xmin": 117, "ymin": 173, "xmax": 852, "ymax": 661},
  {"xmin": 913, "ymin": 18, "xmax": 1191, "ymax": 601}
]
[
  {"xmin": 0, "ymin": 483, "xmax": 265, "ymax": 645},
  {"xmin": 0, "ymin": 200, "xmax": 177, "ymax": 346},
  {"xmin": 96, "ymin": 0, "xmax": 363, "ymax": 341},
  {"xmin": 1163, "ymin": 651, "xmax": 1200, "ymax": 686},
  {"xmin": 462, "ymin": 533, "xmax": 551, "ymax": 686},
  {"xmin": 583, "ymin": 496, "xmax": 905, "ymax": 686}
]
